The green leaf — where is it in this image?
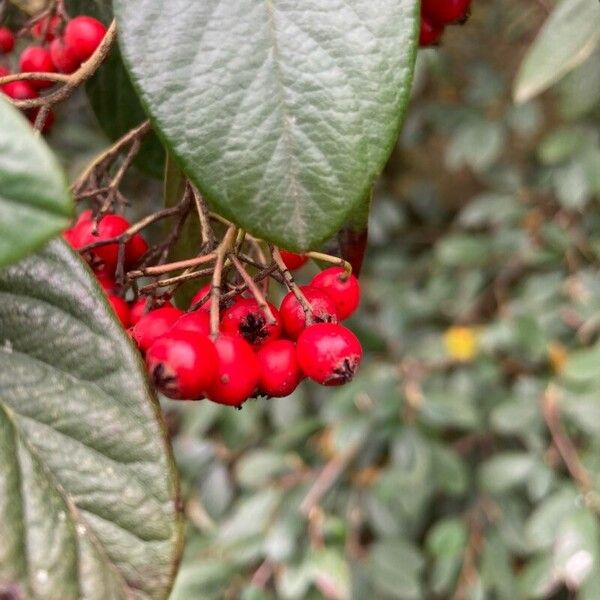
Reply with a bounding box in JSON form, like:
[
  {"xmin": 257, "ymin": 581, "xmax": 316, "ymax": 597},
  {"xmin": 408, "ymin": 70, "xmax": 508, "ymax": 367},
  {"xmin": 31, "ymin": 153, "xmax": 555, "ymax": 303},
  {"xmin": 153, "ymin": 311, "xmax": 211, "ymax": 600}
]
[
  {"xmin": 114, "ymin": 0, "xmax": 420, "ymax": 250},
  {"xmin": 0, "ymin": 98, "xmax": 72, "ymax": 268},
  {"xmin": 564, "ymin": 342, "xmax": 600, "ymax": 383},
  {"xmin": 0, "ymin": 241, "xmax": 182, "ymax": 599},
  {"xmin": 369, "ymin": 539, "xmax": 424, "ymax": 599},
  {"xmin": 478, "ymin": 452, "xmax": 537, "ymax": 494},
  {"xmin": 514, "ymin": 0, "xmax": 600, "ymax": 103},
  {"xmin": 64, "ymin": 0, "xmax": 165, "ymax": 178}
]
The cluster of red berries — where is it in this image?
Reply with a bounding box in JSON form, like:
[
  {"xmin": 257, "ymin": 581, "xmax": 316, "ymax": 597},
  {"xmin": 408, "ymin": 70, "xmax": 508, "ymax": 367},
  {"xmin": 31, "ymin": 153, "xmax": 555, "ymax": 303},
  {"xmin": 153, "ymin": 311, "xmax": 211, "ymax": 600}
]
[
  {"xmin": 63, "ymin": 213, "xmax": 363, "ymax": 408},
  {"xmin": 0, "ymin": 14, "xmax": 106, "ymax": 131},
  {"xmin": 63, "ymin": 210, "xmax": 149, "ymax": 326},
  {"xmin": 419, "ymin": 0, "xmax": 471, "ymax": 47}
]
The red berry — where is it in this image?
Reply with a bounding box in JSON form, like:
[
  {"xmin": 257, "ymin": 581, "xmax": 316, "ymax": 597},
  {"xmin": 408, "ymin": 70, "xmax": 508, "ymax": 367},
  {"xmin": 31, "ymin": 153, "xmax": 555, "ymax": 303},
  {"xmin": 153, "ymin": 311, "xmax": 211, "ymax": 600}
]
[
  {"xmin": 146, "ymin": 330, "xmax": 218, "ymax": 400},
  {"xmin": 205, "ymin": 334, "xmax": 260, "ymax": 406},
  {"xmin": 30, "ymin": 15, "xmax": 62, "ymax": 41},
  {"xmin": 131, "ymin": 306, "xmax": 184, "ymax": 353},
  {"xmin": 19, "ymin": 46, "xmax": 56, "ymax": 89},
  {"xmin": 257, "ymin": 339, "xmax": 302, "ymax": 398},
  {"xmin": 50, "ymin": 37, "xmax": 81, "ymax": 74},
  {"xmin": 126, "ymin": 233, "xmax": 149, "ymax": 266},
  {"xmin": 279, "ymin": 250, "xmax": 308, "ymax": 271},
  {"xmin": 419, "ymin": 17, "xmax": 445, "ymax": 47},
  {"xmin": 311, "ymin": 267, "xmax": 360, "ymax": 321},
  {"xmin": 64, "ymin": 16, "xmax": 107, "ymax": 62},
  {"xmin": 422, "ymin": 0, "xmax": 471, "ymax": 25},
  {"xmin": 0, "ymin": 65, "xmax": 9, "ymax": 78},
  {"xmin": 297, "ymin": 323, "xmax": 362, "ymax": 386},
  {"xmin": 0, "ymin": 27, "xmax": 15, "ymax": 53},
  {"xmin": 169, "ymin": 310, "xmax": 211, "ymax": 337},
  {"xmin": 220, "ymin": 298, "xmax": 282, "ymax": 347},
  {"xmin": 280, "ymin": 285, "xmax": 337, "ymax": 340},
  {"xmin": 96, "ymin": 272, "xmax": 117, "ymax": 293},
  {"xmin": 2, "ymin": 79, "xmax": 38, "ymax": 101},
  {"xmin": 107, "ymin": 294, "xmax": 130, "ymax": 328},
  {"xmin": 130, "ymin": 297, "xmax": 173, "ymax": 325}
]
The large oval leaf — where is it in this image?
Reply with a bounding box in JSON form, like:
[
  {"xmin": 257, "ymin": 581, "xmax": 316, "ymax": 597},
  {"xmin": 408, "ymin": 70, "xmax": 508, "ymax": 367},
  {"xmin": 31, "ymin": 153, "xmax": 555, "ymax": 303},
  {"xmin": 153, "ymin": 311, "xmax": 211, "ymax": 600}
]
[
  {"xmin": 114, "ymin": 0, "xmax": 419, "ymax": 250},
  {"xmin": 0, "ymin": 97, "xmax": 72, "ymax": 268},
  {"xmin": 0, "ymin": 241, "xmax": 182, "ymax": 599},
  {"xmin": 65, "ymin": 0, "xmax": 166, "ymax": 178},
  {"xmin": 514, "ymin": 0, "xmax": 600, "ymax": 103}
]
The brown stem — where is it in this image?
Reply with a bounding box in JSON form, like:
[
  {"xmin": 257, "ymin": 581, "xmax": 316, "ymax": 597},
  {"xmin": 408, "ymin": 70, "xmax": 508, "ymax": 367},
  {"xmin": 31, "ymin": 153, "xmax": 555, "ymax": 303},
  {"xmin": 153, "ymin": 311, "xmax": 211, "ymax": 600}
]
[
  {"xmin": 229, "ymin": 254, "xmax": 276, "ymax": 324},
  {"xmin": 139, "ymin": 267, "xmax": 214, "ymax": 294},
  {"xmin": 271, "ymin": 246, "xmax": 313, "ymax": 324},
  {"xmin": 0, "ymin": 72, "xmax": 71, "ymax": 85},
  {"xmin": 306, "ymin": 251, "xmax": 352, "ymax": 278},
  {"xmin": 190, "ymin": 185, "xmax": 215, "ymax": 248},
  {"xmin": 128, "ymin": 253, "xmax": 216, "ymax": 279},
  {"xmin": 210, "ymin": 227, "xmax": 237, "ymax": 337}
]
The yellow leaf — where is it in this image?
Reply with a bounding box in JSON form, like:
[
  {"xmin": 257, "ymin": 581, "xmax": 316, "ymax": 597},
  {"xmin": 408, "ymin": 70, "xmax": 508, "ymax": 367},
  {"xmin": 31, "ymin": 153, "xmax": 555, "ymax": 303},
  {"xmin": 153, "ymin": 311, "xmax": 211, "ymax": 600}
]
[{"xmin": 444, "ymin": 326, "xmax": 479, "ymax": 363}]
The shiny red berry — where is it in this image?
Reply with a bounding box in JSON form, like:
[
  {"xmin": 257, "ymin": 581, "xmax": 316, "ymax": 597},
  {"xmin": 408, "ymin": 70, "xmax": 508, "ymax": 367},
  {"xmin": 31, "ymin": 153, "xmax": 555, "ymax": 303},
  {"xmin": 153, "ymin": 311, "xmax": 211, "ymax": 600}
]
[
  {"xmin": 0, "ymin": 27, "xmax": 15, "ymax": 53},
  {"xmin": 311, "ymin": 267, "xmax": 360, "ymax": 320},
  {"xmin": 131, "ymin": 306, "xmax": 184, "ymax": 353},
  {"xmin": 107, "ymin": 294, "xmax": 130, "ymax": 328},
  {"xmin": 169, "ymin": 310, "xmax": 211, "ymax": 336},
  {"xmin": 50, "ymin": 37, "xmax": 81, "ymax": 74},
  {"xmin": 297, "ymin": 323, "xmax": 362, "ymax": 386},
  {"xmin": 64, "ymin": 16, "xmax": 107, "ymax": 62},
  {"xmin": 422, "ymin": 0, "xmax": 471, "ymax": 25},
  {"xmin": 257, "ymin": 339, "xmax": 302, "ymax": 398},
  {"xmin": 280, "ymin": 285, "xmax": 337, "ymax": 340},
  {"xmin": 19, "ymin": 46, "xmax": 56, "ymax": 89},
  {"xmin": 221, "ymin": 298, "xmax": 282, "ymax": 347},
  {"xmin": 146, "ymin": 331, "xmax": 218, "ymax": 400},
  {"xmin": 96, "ymin": 272, "xmax": 117, "ymax": 293},
  {"xmin": 127, "ymin": 233, "xmax": 149, "ymax": 266},
  {"xmin": 419, "ymin": 17, "xmax": 445, "ymax": 47},
  {"xmin": 205, "ymin": 334, "xmax": 260, "ymax": 406},
  {"xmin": 130, "ymin": 297, "xmax": 173, "ymax": 325},
  {"xmin": 279, "ymin": 250, "xmax": 308, "ymax": 271},
  {"xmin": 30, "ymin": 15, "xmax": 62, "ymax": 41},
  {"xmin": 2, "ymin": 79, "xmax": 38, "ymax": 101}
]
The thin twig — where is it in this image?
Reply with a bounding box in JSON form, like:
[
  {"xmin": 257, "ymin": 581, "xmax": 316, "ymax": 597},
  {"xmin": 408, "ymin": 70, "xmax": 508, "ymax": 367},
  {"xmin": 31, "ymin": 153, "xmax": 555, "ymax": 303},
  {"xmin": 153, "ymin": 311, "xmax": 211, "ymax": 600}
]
[
  {"xmin": 229, "ymin": 254, "xmax": 276, "ymax": 323},
  {"xmin": 210, "ymin": 227, "xmax": 237, "ymax": 336},
  {"xmin": 271, "ymin": 246, "xmax": 313, "ymax": 324}
]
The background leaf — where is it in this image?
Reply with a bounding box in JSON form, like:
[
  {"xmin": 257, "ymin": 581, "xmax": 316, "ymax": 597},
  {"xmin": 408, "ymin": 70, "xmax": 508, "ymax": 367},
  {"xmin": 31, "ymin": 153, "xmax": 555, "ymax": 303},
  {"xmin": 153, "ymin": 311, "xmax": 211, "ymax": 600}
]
[
  {"xmin": 514, "ymin": 0, "xmax": 600, "ymax": 103},
  {"xmin": 114, "ymin": 0, "xmax": 419, "ymax": 250},
  {"xmin": 0, "ymin": 241, "xmax": 182, "ymax": 599},
  {"xmin": 64, "ymin": 0, "xmax": 165, "ymax": 178},
  {"xmin": 0, "ymin": 97, "xmax": 72, "ymax": 268}
]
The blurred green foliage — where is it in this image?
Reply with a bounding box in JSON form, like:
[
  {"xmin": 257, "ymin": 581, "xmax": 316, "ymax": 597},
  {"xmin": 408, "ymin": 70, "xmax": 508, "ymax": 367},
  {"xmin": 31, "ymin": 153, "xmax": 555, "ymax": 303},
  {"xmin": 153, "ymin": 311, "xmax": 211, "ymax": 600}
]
[{"xmin": 49, "ymin": 1, "xmax": 600, "ymax": 598}]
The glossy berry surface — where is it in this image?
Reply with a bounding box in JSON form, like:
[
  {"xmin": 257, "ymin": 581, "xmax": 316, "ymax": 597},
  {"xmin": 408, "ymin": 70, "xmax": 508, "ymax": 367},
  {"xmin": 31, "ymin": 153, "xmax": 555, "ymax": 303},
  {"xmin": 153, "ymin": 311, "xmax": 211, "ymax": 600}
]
[
  {"xmin": 146, "ymin": 330, "xmax": 218, "ymax": 400},
  {"xmin": 64, "ymin": 16, "xmax": 107, "ymax": 62},
  {"xmin": 419, "ymin": 17, "xmax": 445, "ymax": 47},
  {"xmin": 50, "ymin": 38, "xmax": 81, "ymax": 74},
  {"xmin": 126, "ymin": 233, "xmax": 149, "ymax": 266},
  {"xmin": 257, "ymin": 339, "xmax": 302, "ymax": 398},
  {"xmin": 297, "ymin": 323, "xmax": 362, "ymax": 386},
  {"xmin": 205, "ymin": 334, "xmax": 260, "ymax": 406},
  {"xmin": 170, "ymin": 310, "xmax": 211, "ymax": 336},
  {"xmin": 311, "ymin": 267, "xmax": 360, "ymax": 320},
  {"xmin": 1, "ymin": 79, "xmax": 39, "ymax": 103},
  {"xmin": 19, "ymin": 46, "xmax": 56, "ymax": 89},
  {"xmin": 279, "ymin": 250, "xmax": 308, "ymax": 271},
  {"xmin": 107, "ymin": 294, "xmax": 131, "ymax": 328},
  {"xmin": 422, "ymin": 0, "xmax": 471, "ymax": 25},
  {"xmin": 220, "ymin": 298, "xmax": 282, "ymax": 347},
  {"xmin": 0, "ymin": 27, "xmax": 15, "ymax": 53},
  {"xmin": 280, "ymin": 285, "xmax": 337, "ymax": 340},
  {"xmin": 132, "ymin": 306, "xmax": 184, "ymax": 353}
]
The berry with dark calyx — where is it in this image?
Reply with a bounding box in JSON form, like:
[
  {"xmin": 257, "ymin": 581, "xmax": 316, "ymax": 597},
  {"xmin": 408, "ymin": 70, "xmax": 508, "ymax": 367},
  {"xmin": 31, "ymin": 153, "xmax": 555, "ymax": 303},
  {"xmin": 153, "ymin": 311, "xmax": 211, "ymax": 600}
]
[
  {"xmin": 50, "ymin": 37, "xmax": 81, "ymax": 74},
  {"xmin": 19, "ymin": 46, "xmax": 56, "ymax": 89},
  {"xmin": 311, "ymin": 267, "xmax": 360, "ymax": 321},
  {"xmin": 279, "ymin": 250, "xmax": 308, "ymax": 271},
  {"xmin": 257, "ymin": 339, "xmax": 302, "ymax": 398},
  {"xmin": 297, "ymin": 323, "xmax": 362, "ymax": 386},
  {"xmin": 146, "ymin": 330, "xmax": 218, "ymax": 400},
  {"xmin": 205, "ymin": 334, "xmax": 260, "ymax": 407},
  {"xmin": 419, "ymin": 16, "xmax": 445, "ymax": 47},
  {"xmin": 64, "ymin": 16, "xmax": 107, "ymax": 62},
  {"xmin": 169, "ymin": 310, "xmax": 211, "ymax": 336},
  {"xmin": 131, "ymin": 306, "xmax": 184, "ymax": 353},
  {"xmin": 280, "ymin": 285, "xmax": 337, "ymax": 340},
  {"xmin": 107, "ymin": 294, "xmax": 130, "ymax": 328},
  {"xmin": 422, "ymin": 0, "xmax": 471, "ymax": 25},
  {"xmin": 221, "ymin": 298, "xmax": 282, "ymax": 347},
  {"xmin": 0, "ymin": 27, "xmax": 15, "ymax": 54},
  {"xmin": 31, "ymin": 15, "xmax": 62, "ymax": 41}
]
